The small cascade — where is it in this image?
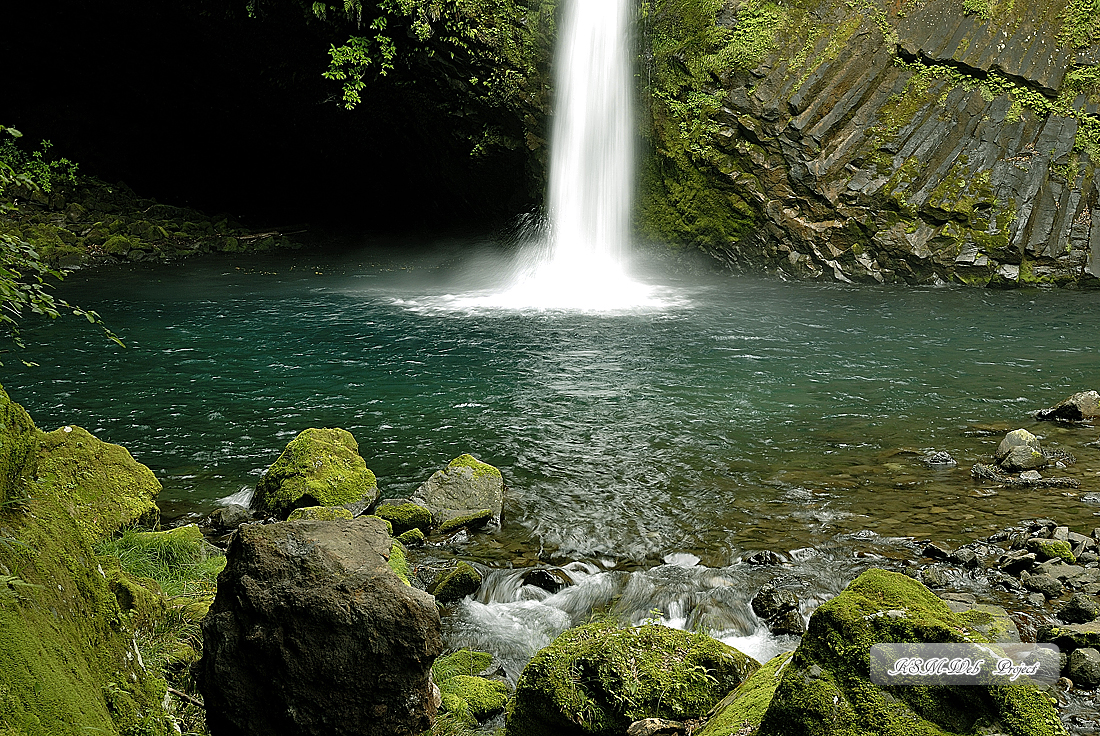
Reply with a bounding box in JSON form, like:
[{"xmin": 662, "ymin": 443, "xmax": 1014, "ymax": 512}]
[{"xmin": 439, "ymin": 548, "xmax": 877, "ymax": 684}]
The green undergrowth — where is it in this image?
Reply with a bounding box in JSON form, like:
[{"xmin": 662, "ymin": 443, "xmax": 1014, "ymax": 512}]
[
  {"xmin": 95, "ymin": 525, "xmax": 225, "ymax": 735},
  {"xmin": 96, "ymin": 525, "xmax": 225, "ymax": 599},
  {"xmin": 1060, "ymin": 0, "xmax": 1100, "ymax": 47},
  {"xmin": 639, "ymin": 0, "xmax": 787, "ymax": 247}
]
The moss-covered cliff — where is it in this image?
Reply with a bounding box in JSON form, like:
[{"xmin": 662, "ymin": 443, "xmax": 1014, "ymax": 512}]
[
  {"xmin": 639, "ymin": 0, "xmax": 1100, "ymax": 287},
  {"xmin": 0, "ymin": 386, "xmax": 173, "ymax": 735}
]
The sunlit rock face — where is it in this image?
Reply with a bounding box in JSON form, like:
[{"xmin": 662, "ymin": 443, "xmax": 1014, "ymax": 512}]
[{"xmin": 641, "ymin": 0, "xmax": 1100, "ymax": 288}]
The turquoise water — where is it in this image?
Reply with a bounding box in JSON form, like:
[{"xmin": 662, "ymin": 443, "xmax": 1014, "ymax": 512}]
[{"xmin": 6, "ymin": 242, "xmax": 1100, "ymax": 565}]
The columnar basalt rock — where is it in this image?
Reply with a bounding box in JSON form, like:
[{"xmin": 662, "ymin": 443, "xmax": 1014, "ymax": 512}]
[{"xmin": 642, "ymin": 0, "xmax": 1100, "ymax": 288}]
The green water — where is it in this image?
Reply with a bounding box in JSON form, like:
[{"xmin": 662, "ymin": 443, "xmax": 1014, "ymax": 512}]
[{"xmin": 7, "ymin": 243, "xmax": 1100, "ymax": 565}]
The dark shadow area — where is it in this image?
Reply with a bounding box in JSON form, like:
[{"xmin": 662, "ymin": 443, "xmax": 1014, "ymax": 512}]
[{"xmin": 5, "ymin": 0, "xmax": 538, "ymax": 235}]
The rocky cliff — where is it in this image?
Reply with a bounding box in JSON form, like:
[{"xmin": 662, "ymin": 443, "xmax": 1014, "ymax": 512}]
[{"xmin": 641, "ymin": 0, "xmax": 1100, "ymax": 287}]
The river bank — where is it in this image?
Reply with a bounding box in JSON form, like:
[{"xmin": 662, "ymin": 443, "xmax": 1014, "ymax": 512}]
[{"xmin": 5, "ymin": 378, "xmax": 1100, "ymax": 734}]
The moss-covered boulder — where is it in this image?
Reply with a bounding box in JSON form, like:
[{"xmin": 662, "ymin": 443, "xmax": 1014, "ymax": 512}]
[
  {"xmin": 0, "ymin": 389, "xmax": 171, "ymax": 736},
  {"xmin": 36, "ymin": 425, "xmax": 161, "ymax": 542},
  {"xmin": 412, "ymin": 454, "xmax": 505, "ymax": 528},
  {"xmin": 251, "ymin": 428, "xmax": 378, "ymax": 519},
  {"xmin": 506, "ymin": 621, "xmax": 759, "ymax": 736},
  {"xmin": 373, "ymin": 499, "xmax": 432, "ymax": 535},
  {"xmin": 1027, "ymin": 538, "xmax": 1076, "ymax": 565},
  {"xmin": 433, "ymin": 561, "xmax": 482, "ymax": 603},
  {"xmin": 697, "ymin": 651, "xmax": 794, "ymax": 736},
  {"xmin": 751, "ymin": 568, "xmax": 1067, "ymax": 736},
  {"xmin": 0, "ymin": 385, "xmax": 37, "ymax": 508},
  {"xmin": 433, "ymin": 649, "xmax": 509, "ymax": 726},
  {"xmin": 287, "ymin": 505, "xmax": 354, "ymax": 521}
]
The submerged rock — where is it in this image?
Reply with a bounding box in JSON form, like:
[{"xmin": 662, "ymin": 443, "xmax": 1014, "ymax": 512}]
[
  {"xmin": 995, "ymin": 429, "xmax": 1046, "ymax": 471},
  {"xmin": 205, "ymin": 503, "xmax": 253, "ymax": 533},
  {"xmin": 433, "ymin": 562, "xmax": 483, "ymax": 603},
  {"xmin": 1036, "ymin": 391, "xmax": 1100, "ymax": 422},
  {"xmin": 198, "ymin": 516, "xmax": 441, "ymax": 736},
  {"xmin": 506, "ymin": 620, "xmax": 759, "ymax": 736},
  {"xmin": 250, "ymin": 428, "xmax": 379, "ymax": 519},
  {"xmin": 412, "ymin": 454, "xmax": 504, "ymax": 528}
]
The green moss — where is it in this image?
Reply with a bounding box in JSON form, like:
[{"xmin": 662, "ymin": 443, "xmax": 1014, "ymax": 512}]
[
  {"xmin": 388, "ymin": 541, "xmax": 410, "ymax": 586},
  {"xmin": 447, "ymin": 454, "xmax": 502, "ymax": 481},
  {"xmin": 0, "ymin": 449, "xmax": 171, "ymax": 735},
  {"xmin": 1026, "ymin": 538, "xmax": 1076, "ymax": 564},
  {"xmin": 506, "ymin": 621, "xmax": 759, "ymax": 736},
  {"xmin": 434, "ymin": 562, "xmax": 482, "ymax": 603},
  {"xmin": 444, "ymin": 675, "xmax": 508, "ymax": 725},
  {"xmin": 374, "ymin": 501, "xmax": 432, "ymax": 534},
  {"xmin": 252, "ymin": 427, "xmax": 378, "ymax": 518},
  {"xmin": 698, "ymin": 651, "xmax": 793, "ymax": 736},
  {"xmin": 637, "ymin": 0, "xmax": 785, "ymax": 249},
  {"xmin": 434, "ymin": 650, "xmax": 494, "ymax": 682},
  {"xmin": 0, "ymin": 386, "xmax": 37, "ymax": 509},
  {"xmin": 35, "ymin": 426, "xmax": 160, "ymax": 544},
  {"xmin": 102, "ymin": 235, "xmax": 132, "ymax": 255},
  {"xmin": 397, "ymin": 527, "xmax": 427, "ymax": 546},
  {"xmin": 754, "ymin": 569, "xmax": 1068, "ymax": 736},
  {"xmin": 286, "ymin": 505, "xmax": 354, "ymax": 521},
  {"xmin": 437, "ymin": 509, "xmax": 493, "ymax": 535}
]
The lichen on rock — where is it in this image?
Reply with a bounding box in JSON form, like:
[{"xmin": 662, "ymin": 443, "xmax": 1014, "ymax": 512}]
[{"xmin": 251, "ymin": 427, "xmax": 378, "ymax": 519}]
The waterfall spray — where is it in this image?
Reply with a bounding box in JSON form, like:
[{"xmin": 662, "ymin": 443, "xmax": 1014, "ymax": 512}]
[{"xmin": 465, "ymin": 0, "xmax": 661, "ymax": 311}]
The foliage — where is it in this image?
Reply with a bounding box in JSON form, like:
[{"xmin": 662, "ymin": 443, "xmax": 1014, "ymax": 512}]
[
  {"xmin": 1061, "ymin": 0, "xmax": 1100, "ymax": 47},
  {"xmin": 96, "ymin": 527, "xmax": 224, "ymax": 600},
  {"xmin": 96, "ymin": 527, "xmax": 225, "ymax": 734},
  {"xmin": 0, "ymin": 126, "xmax": 121, "ymax": 363},
  {"xmin": 303, "ymin": 0, "xmax": 553, "ymax": 164},
  {"xmin": 0, "ymin": 136, "xmax": 78, "ymax": 195}
]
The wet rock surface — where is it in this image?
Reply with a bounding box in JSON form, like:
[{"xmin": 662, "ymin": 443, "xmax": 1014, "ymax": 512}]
[
  {"xmin": 198, "ymin": 516, "xmax": 441, "ymax": 736},
  {"xmin": 648, "ymin": 0, "xmax": 1100, "ymax": 288},
  {"xmin": 411, "ymin": 454, "xmax": 505, "ymax": 528}
]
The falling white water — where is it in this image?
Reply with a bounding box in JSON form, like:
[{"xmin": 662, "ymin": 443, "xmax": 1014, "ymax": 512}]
[{"xmin": 453, "ymin": 0, "xmax": 666, "ymax": 311}]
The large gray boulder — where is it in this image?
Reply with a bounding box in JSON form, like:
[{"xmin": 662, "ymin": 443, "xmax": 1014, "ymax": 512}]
[
  {"xmin": 411, "ymin": 454, "xmax": 504, "ymax": 529},
  {"xmin": 995, "ymin": 429, "xmax": 1047, "ymax": 472},
  {"xmin": 250, "ymin": 428, "xmax": 379, "ymax": 519},
  {"xmin": 1036, "ymin": 391, "xmax": 1100, "ymax": 422},
  {"xmin": 198, "ymin": 516, "xmax": 442, "ymax": 736}
]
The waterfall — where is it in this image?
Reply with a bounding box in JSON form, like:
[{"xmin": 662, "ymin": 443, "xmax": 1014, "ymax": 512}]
[
  {"xmin": 546, "ymin": 0, "xmax": 635, "ymax": 269},
  {"xmin": 461, "ymin": 0, "xmax": 662, "ymax": 311}
]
